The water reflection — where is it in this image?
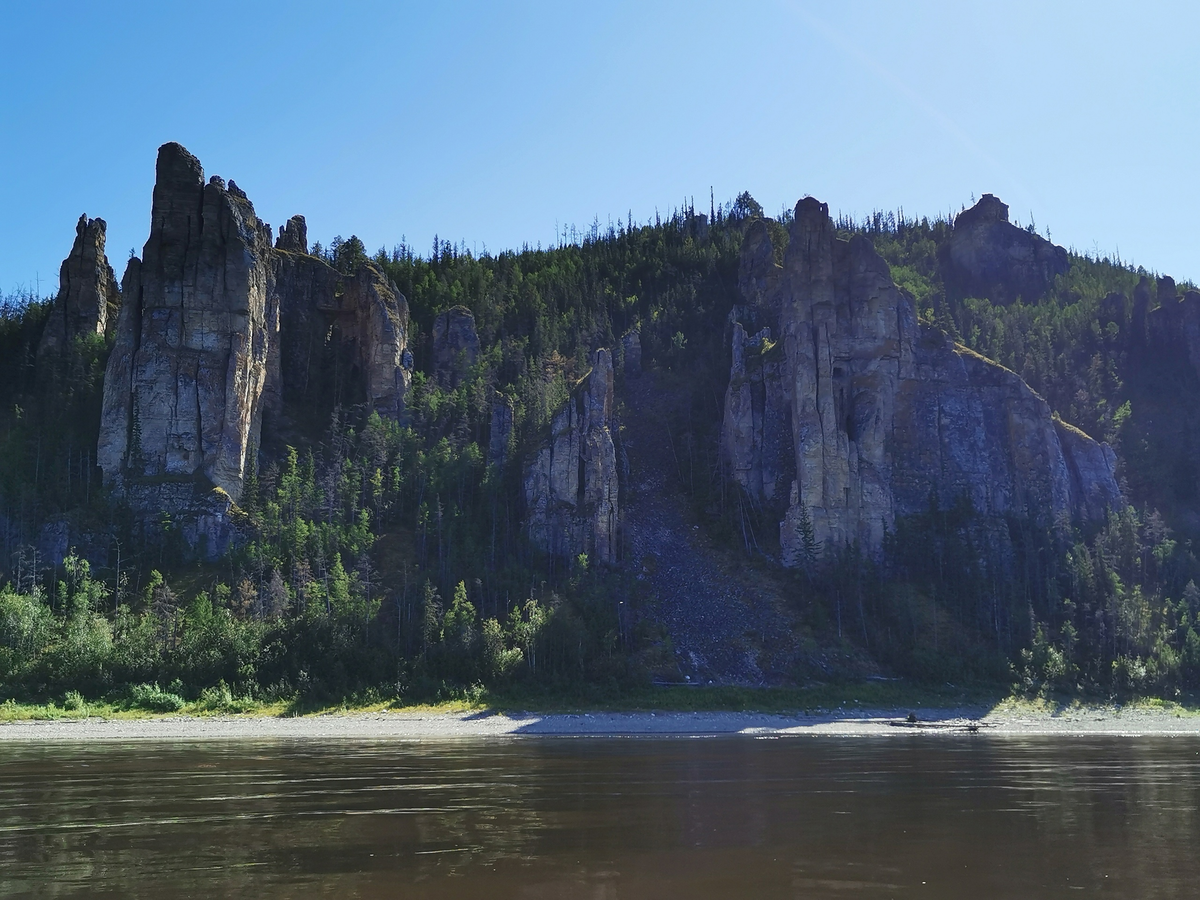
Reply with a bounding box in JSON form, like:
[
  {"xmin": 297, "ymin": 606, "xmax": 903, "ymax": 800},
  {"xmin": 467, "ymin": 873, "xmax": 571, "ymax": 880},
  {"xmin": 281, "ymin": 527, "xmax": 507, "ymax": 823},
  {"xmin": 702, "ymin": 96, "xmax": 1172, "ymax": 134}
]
[{"xmin": 1, "ymin": 735, "xmax": 1198, "ymax": 897}]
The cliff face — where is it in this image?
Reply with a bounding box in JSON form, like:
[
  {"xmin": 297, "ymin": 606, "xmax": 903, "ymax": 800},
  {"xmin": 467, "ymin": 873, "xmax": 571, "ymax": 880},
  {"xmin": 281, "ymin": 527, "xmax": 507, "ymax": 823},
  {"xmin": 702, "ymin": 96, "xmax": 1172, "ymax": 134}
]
[
  {"xmin": 943, "ymin": 193, "xmax": 1069, "ymax": 303},
  {"xmin": 97, "ymin": 144, "xmax": 274, "ymax": 498},
  {"xmin": 38, "ymin": 214, "xmax": 119, "ymax": 358},
  {"xmin": 98, "ymin": 143, "xmax": 411, "ymax": 510},
  {"xmin": 264, "ymin": 252, "xmax": 410, "ymax": 427},
  {"xmin": 721, "ymin": 322, "xmax": 792, "ymax": 503},
  {"xmin": 1146, "ymin": 277, "xmax": 1200, "ymax": 386},
  {"xmin": 524, "ymin": 349, "xmax": 620, "ymax": 564},
  {"xmin": 431, "ymin": 306, "xmax": 480, "ymax": 389},
  {"xmin": 722, "ymin": 198, "xmax": 1120, "ymax": 563}
]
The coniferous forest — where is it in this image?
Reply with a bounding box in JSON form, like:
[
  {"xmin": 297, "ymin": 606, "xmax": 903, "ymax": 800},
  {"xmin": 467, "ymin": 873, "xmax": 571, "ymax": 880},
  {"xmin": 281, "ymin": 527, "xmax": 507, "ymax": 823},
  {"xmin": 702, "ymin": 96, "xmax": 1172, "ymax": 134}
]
[{"xmin": 3, "ymin": 185, "xmax": 1200, "ymax": 713}]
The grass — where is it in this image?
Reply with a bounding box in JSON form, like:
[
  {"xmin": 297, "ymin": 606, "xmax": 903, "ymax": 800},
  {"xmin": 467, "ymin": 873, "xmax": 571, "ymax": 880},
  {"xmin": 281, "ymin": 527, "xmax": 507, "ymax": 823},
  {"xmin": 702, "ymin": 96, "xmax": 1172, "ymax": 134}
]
[
  {"xmin": 0, "ymin": 696, "xmax": 291, "ymax": 723},
  {"xmin": 0, "ymin": 681, "xmax": 998, "ymax": 722},
  {"xmin": 8, "ymin": 682, "xmax": 1200, "ymax": 724},
  {"xmin": 989, "ymin": 693, "xmax": 1200, "ymax": 718}
]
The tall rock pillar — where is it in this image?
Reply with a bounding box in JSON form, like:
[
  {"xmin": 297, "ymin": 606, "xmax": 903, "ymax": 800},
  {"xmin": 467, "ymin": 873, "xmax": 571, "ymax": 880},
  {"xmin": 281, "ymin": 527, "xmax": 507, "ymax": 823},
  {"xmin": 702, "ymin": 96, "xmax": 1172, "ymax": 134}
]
[
  {"xmin": 37, "ymin": 214, "xmax": 119, "ymax": 358},
  {"xmin": 98, "ymin": 143, "xmax": 274, "ymax": 500},
  {"xmin": 524, "ymin": 349, "xmax": 620, "ymax": 564}
]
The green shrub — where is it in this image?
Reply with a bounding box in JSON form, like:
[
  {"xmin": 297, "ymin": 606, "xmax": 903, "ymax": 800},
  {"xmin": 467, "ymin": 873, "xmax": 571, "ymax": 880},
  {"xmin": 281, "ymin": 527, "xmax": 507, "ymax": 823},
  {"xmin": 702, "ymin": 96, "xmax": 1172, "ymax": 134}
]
[
  {"xmin": 197, "ymin": 680, "xmax": 257, "ymax": 713},
  {"xmin": 129, "ymin": 683, "xmax": 185, "ymax": 713}
]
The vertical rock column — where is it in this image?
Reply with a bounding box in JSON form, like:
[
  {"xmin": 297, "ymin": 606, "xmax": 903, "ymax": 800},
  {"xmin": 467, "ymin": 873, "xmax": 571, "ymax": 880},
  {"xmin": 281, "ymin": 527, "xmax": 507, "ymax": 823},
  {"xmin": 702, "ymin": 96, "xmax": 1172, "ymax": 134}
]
[
  {"xmin": 524, "ymin": 349, "xmax": 620, "ymax": 564},
  {"xmin": 37, "ymin": 214, "xmax": 119, "ymax": 358},
  {"xmin": 778, "ymin": 198, "xmax": 909, "ymax": 555},
  {"xmin": 432, "ymin": 306, "xmax": 481, "ymax": 389},
  {"xmin": 98, "ymin": 142, "xmax": 274, "ymax": 499},
  {"xmin": 340, "ymin": 264, "xmax": 412, "ymax": 418}
]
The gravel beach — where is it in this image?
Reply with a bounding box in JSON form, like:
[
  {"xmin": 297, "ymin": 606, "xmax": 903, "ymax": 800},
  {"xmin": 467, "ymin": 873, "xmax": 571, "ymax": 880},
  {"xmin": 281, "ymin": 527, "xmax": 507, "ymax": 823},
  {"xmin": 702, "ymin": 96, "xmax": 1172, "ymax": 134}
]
[{"xmin": 3, "ymin": 705, "xmax": 1200, "ymax": 742}]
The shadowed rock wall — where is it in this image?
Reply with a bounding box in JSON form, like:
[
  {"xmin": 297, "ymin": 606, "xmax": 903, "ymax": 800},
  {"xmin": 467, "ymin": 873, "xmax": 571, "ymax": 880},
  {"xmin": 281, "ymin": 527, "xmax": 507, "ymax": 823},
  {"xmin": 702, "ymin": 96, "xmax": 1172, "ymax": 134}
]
[
  {"xmin": 943, "ymin": 193, "xmax": 1069, "ymax": 303},
  {"xmin": 431, "ymin": 306, "xmax": 480, "ymax": 389}
]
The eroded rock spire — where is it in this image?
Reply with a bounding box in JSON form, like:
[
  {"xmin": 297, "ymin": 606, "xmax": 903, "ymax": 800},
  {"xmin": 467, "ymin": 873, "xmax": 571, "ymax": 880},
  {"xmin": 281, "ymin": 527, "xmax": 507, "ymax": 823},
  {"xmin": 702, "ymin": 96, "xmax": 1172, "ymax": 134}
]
[
  {"xmin": 98, "ymin": 143, "xmax": 412, "ymax": 518},
  {"xmin": 37, "ymin": 214, "xmax": 119, "ymax": 358}
]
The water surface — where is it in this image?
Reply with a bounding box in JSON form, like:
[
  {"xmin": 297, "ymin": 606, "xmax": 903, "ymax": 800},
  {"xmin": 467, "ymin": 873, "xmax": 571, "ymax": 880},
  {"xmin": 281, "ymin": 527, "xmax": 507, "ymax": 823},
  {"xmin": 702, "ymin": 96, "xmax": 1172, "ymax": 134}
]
[{"xmin": 2, "ymin": 735, "xmax": 1197, "ymax": 897}]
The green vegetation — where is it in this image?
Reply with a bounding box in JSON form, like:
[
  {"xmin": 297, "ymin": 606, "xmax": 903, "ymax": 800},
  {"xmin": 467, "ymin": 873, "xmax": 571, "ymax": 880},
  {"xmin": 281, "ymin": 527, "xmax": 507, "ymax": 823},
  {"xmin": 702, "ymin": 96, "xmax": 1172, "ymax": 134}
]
[{"xmin": 4, "ymin": 197, "xmax": 1200, "ymax": 714}]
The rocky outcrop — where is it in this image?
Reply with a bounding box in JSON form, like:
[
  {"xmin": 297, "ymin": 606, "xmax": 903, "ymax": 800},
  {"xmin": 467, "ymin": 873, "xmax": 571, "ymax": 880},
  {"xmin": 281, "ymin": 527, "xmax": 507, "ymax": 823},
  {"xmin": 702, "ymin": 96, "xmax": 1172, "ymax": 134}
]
[
  {"xmin": 722, "ymin": 199, "xmax": 1120, "ymax": 564},
  {"xmin": 260, "ymin": 250, "xmax": 341, "ymax": 422},
  {"xmin": 524, "ymin": 349, "xmax": 619, "ymax": 564},
  {"xmin": 98, "ymin": 143, "xmax": 275, "ymax": 498},
  {"xmin": 943, "ymin": 194, "xmax": 1069, "ymax": 303},
  {"xmin": 620, "ymin": 329, "xmax": 642, "ymax": 375},
  {"xmin": 721, "ymin": 322, "xmax": 792, "ymax": 503},
  {"xmin": 431, "ymin": 306, "xmax": 480, "ymax": 389},
  {"xmin": 338, "ymin": 265, "xmax": 412, "ymax": 417},
  {"xmin": 738, "ymin": 218, "xmax": 781, "ymax": 310},
  {"xmin": 38, "ymin": 214, "xmax": 119, "ymax": 358},
  {"xmin": 275, "ymin": 215, "xmax": 308, "ymax": 253},
  {"xmin": 1146, "ymin": 274, "xmax": 1200, "ymax": 387},
  {"xmin": 99, "ymin": 143, "xmax": 411, "ymax": 511},
  {"xmin": 264, "ymin": 253, "xmax": 412, "ymax": 422},
  {"xmin": 488, "ymin": 393, "xmax": 514, "ymax": 466}
]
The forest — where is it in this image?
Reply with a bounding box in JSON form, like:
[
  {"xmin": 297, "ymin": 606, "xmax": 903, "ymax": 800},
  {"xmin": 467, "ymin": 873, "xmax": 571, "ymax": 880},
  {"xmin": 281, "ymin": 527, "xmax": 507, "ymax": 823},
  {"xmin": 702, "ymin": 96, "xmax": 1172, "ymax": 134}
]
[{"xmin": 3, "ymin": 191, "xmax": 1200, "ymax": 712}]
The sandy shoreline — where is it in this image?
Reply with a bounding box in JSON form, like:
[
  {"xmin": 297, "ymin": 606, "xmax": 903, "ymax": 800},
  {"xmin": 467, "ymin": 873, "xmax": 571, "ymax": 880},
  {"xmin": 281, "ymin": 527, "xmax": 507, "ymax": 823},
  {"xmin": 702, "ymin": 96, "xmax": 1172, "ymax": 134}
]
[{"xmin": 3, "ymin": 705, "xmax": 1200, "ymax": 742}]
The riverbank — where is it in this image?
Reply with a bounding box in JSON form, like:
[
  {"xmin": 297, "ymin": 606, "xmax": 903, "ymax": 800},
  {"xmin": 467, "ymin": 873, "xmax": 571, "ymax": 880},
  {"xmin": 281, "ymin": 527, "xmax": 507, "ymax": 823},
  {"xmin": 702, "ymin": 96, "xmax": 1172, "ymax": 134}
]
[{"xmin": 3, "ymin": 698, "xmax": 1200, "ymax": 741}]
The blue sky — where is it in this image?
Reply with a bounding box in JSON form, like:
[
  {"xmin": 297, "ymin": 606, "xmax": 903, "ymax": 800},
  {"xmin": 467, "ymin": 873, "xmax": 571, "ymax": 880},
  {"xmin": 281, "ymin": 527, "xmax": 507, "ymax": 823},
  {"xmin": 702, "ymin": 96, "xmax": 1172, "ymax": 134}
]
[{"xmin": 2, "ymin": 1, "xmax": 1196, "ymax": 296}]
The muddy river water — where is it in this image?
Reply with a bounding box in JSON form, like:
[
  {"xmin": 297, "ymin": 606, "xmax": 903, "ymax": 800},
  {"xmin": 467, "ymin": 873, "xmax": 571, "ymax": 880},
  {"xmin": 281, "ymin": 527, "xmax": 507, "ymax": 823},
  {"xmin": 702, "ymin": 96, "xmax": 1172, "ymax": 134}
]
[{"xmin": 1, "ymin": 735, "xmax": 1197, "ymax": 897}]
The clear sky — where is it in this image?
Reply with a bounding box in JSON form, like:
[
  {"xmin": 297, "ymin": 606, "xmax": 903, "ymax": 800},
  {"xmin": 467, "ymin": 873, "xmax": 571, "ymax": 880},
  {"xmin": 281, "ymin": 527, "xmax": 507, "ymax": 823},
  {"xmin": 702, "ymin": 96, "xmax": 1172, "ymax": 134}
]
[{"xmin": 2, "ymin": 1, "xmax": 1196, "ymax": 297}]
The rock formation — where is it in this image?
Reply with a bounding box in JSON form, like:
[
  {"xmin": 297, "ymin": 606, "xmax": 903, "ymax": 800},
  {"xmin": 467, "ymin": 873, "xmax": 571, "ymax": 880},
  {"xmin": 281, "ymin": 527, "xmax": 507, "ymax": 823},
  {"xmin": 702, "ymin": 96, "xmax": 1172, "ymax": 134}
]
[
  {"xmin": 943, "ymin": 193, "xmax": 1069, "ymax": 303},
  {"xmin": 38, "ymin": 214, "xmax": 119, "ymax": 358},
  {"xmin": 721, "ymin": 322, "xmax": 792, "ymax": 503},
  {"xmin": 722, "ymin": 198, "xmax": 1120, "ymax": 564},
  {"xmin": 431, "ymin": 306, "xmax": 480, "ymax": 389},
  {"xmin": 488, "ymin": 393, "xmax": 514, "ymax": 466},
  {"xmin": 97, "ymin": 144, "xmax": 275, "ymax": 498},
  {"xmin": 620, "ymin": 329, "xmax": 641, "ymax": 375},
  {"xmin": 98, "ymin": 142, "xmax": 411, "ymax": 515},
  {"xmin": 524, "ymin": 349, "xmax": 620, "ymax": 564},
  {"xmin": 275, "ymin": 215, "xmax": 308, "ymax": 253},
  {"xmin": 337, "ymin": 264, "xmax": 412, "ymax": 417},
  {"xmin": 1146, "ymin": 275, "xmax": 1200, "ymax": 387}
]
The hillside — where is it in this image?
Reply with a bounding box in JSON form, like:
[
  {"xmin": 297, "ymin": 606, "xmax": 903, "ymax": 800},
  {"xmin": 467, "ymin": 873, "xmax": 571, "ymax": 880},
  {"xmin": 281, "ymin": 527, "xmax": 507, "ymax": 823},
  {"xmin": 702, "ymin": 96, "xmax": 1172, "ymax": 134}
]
[{"xmin": 2, "ymin": 146, "xmax": 1199, "ymax": 707}]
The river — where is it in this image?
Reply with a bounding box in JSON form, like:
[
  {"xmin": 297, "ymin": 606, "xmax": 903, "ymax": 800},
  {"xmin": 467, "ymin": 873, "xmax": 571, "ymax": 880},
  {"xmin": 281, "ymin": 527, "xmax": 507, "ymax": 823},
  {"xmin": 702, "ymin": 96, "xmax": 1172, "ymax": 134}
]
[{"xmin": 1, "ymin": 735, "xmax": 1197, "ymax": 897}]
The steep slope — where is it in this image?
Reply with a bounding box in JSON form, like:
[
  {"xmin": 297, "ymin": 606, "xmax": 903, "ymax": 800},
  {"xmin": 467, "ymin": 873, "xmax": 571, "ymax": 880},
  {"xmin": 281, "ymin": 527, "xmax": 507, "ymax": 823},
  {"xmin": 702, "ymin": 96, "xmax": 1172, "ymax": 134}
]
[{"xmin": 622, "ymin": 369, "xmax": 822, "ymax": 683}]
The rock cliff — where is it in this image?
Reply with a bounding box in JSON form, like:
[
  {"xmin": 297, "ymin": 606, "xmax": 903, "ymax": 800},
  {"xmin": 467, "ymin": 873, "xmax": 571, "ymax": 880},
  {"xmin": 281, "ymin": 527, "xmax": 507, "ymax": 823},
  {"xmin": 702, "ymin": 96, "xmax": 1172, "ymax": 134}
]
[
  {"xmin": 721, "ymin": 321, "xmax": 792, "ymax": 503},
  {"xmin": 524, "ymin": 349, "xmax": 620, "ymax": 564},
  {"xmin": 431, "ymin": 306, "xmax": 480, "ymax": 388},
  {"xmin": 943, "ymin": 193, "xmax": 1069, "ymax": 303},
  {"xmin": 275, "ymin": 215, "xmax": 308, "ymax": 253},
  {"xmin": 97, "ymin": 144, "xmax": 275, "ymax": 498},
  {"xmin": 1144, "ymin": 278, "xmax": 1200, "ymax": 393},
  {"xmin": 722, "ymin": 198, "xmax": 1120, "ymax": 563},
  {"xmin": 38, "ymin": 214, "xmax": 119, "ymax": 358},
  {"xmin": 98, "ymin": 143, "xmax": 411, "ymax": 513},
  {"xmin": 488, "ymin": 393, "xmax": 514, "ymax": 466}
]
